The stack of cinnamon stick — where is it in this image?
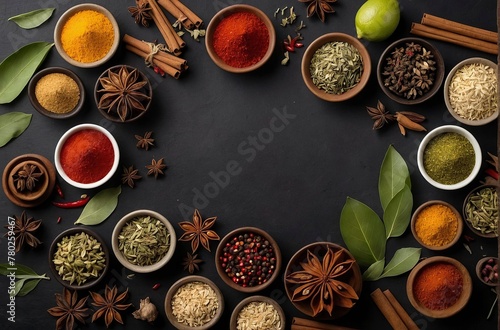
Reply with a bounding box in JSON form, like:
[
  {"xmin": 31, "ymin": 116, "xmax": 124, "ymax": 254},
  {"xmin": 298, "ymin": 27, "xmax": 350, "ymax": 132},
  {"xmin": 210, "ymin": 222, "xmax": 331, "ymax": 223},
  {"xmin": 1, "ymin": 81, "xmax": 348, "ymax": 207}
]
[
  {"xmin": 291, "ymin": 317, "xmax": 359, "ymax": 330},
  {"xmin": 371, "ymin": 288, "xmax": 419, "ymax": 330},
  {"xmin": 411, "ymin": 13, "xmax": 498, "ymax": 55}
]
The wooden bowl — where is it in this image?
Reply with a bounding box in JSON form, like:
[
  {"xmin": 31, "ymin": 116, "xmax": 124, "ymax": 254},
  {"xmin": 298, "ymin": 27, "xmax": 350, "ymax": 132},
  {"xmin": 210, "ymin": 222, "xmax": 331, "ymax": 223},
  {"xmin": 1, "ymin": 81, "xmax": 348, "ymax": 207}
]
[
  {"xmin": 411, "ymin": 200, "xmax": 463, "ymax": 250},
  {"xmin": 462, "ymin": 184, "xmax": 498, "ymax": 238},
  {"xmin": 284, "ymin": 242, "xmax": 362, "ymax": 319},
  {"xmin": 230, "ymin": 295, "xmax": 285, "ymax": 330},
  {"xmin": 406, "ymin": 256, "xmax": 472, "ymax": 318},
  {"xmin": 215, "ymin": 226, "xmax": 281, "ymax": 293},
  {"xmin": 301, "ymin": 33, "xmax": 371, "ymax": 102},
  {"xmin": 476, "ymin": 257, "xmax": 499, "ymax": 286}
]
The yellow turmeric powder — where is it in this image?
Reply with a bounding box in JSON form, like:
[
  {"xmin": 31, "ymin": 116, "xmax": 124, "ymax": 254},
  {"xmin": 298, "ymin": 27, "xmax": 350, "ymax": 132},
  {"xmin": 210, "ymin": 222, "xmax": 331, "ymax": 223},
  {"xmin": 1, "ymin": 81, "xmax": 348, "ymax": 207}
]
[
  {"xmin": 414, "ymin": 204, "xmax": 458, "ymax": 247},
  {"xmin": 60, "ymin": 10, "xmax": 114, "ymax": 63}
]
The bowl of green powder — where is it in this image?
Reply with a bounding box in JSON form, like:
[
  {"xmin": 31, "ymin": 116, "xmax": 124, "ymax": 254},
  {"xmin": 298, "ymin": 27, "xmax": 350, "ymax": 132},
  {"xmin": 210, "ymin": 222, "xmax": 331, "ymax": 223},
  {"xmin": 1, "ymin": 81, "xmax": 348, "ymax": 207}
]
[{"xmin": 417, "ymin": 125, "xmax": 482, "ymax": 190}]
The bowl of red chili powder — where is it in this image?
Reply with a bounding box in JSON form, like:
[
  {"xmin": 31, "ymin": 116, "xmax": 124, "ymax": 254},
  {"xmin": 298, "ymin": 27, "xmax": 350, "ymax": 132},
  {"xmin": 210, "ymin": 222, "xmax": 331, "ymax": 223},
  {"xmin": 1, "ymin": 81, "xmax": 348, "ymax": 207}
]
[
  {"xmin": 54, "ymin": 123, "xmax": 119, "ymax": 189},
  {"xmin": 205, "ymin": 4, "xmax": 276, "ymax": 73}
]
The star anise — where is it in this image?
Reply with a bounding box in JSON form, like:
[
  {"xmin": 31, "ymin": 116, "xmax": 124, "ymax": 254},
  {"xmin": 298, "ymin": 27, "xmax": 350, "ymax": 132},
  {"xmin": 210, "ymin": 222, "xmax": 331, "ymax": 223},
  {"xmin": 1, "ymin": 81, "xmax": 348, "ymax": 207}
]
[
  {"xmin": 366, "ymin": 100, "xmax": 395, "ymax": 130},
  {"xmin": 299, "ymin": 0, "xmax": 337, "ymax": 22},
  {"xmin": 97, "ymin": 65, "xmax": 150, "ymax": 122},
  {"xmin": 121, "ymin": 165, "xmax": 142, "ymax": 188},
  {"xmin": 128, "ymin": 1, "xmax": 153, "ymax": 27},
  {"xmin": 47, "ymin": 288, "xmax": 89, "ymax": 330},
  {"xmin": 135, "ymin": 131, "xmax": 155, "ymax": 150},
  {"xmin": 182, "ymin": 252, "xmax": 203, "ymax": 274},
  {"xmin": 3, "ymin": 211, "xmax": 42, "ymax": 252},
  {"xmin": 90, "ymin": 285, "xmax": 132, "ymax": 328},
  {"xmin": 145, "ymin": 157, "xmax": 167, "ymax": 179},
  {"xmin": 13, "ymin": 163, "xmax": 43, "ymax": 192},
  {"xmin": 178, "ymin": 209, "xmax": 220, "ymax": 252},
  {"xmin": 285, "ymin": 246, "xmax": 359, "ymax": 317}
]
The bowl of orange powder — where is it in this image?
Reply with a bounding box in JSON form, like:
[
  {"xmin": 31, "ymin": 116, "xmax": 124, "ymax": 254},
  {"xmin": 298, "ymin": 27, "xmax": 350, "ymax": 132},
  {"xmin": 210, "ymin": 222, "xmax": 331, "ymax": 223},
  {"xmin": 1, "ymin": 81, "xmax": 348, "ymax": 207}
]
[{"xmin": 54, "ymin": 4, "xmax": 120, "ymax": 68}]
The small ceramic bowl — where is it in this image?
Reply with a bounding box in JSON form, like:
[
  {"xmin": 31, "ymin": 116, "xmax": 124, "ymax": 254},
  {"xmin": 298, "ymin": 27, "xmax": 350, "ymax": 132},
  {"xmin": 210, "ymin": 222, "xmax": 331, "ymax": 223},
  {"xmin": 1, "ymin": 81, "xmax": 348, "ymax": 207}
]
[
  {"xmin": 476, "ymin": 257, "xmax": 499, "ymax": 286},
  {"xmin": 94, "ymin": 65, "xmax": 152, "ymax": 123},
  {"xmin": 230, "ymin": 295, "xmax": 285, "ymax": 330},
  {"xmin": 463, "ymin": 184, "xmax": 498, "ymax": 238},
  {"xmin": 165, "ymin": 275, "xmax": 224, "ymax": 329},
  {"xmin": 54, "ymin": 123, "xmax": 120, "ymax": 189},
  {"xmin": 54, "ymin": 4, "xmax": 120, "ymax": 68},
  {"xmin": 417, "ymin": 125, "xmax": 481, "ymax": 190},
  {"xmin": 215, "ymin": 226, "xmax": 281, "ymax": 293},
  {"xmin": 301, "ymin": 33, "xmax": 371, "ymax": 102},
  {"xmin": 28, "ymin": 67, "xmax": 85, "ymax": 119},
  {"xmin": 444, "ymin": 58, "xmax": 498, "ymax": 126},
  {"xmin": 111, "ymin": 209, "xmax": 176, "ymax": 273},
  {"xmin": 284, "ymin": 242, "xmax": 362, "ymax": 319},
  {"xmin": 406, "ymin": 256, "xmax": 472, "ymax": 318},
  {"xmin": 205, "ymin": 4, "xmax": 276, "ymax": 73},
  {"xmin": 377, "ymin": 37, "xmax": 445, "ymax": 105},
  {"xmin": 411, "ymin": 200, "xmax": 463, "ymax": 250},
  {"xmin": 49, "ymin": 227, "xmax": 110, "ymax": 290}
]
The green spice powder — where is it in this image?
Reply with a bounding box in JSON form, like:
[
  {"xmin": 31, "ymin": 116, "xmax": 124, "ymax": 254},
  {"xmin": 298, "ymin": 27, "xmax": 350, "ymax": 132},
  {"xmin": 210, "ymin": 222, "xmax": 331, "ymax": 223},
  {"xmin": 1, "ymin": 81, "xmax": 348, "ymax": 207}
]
[{"xmin": 423, "ymin": 132, "xmax": 475, "ymax": 185}]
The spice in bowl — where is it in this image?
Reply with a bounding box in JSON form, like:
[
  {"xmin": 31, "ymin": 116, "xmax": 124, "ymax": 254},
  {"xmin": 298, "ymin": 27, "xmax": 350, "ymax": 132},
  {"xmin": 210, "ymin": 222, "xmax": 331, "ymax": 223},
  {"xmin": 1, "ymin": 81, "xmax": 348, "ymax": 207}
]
[
  {"xmin": 170, "ymin": 281, "xmax": 220, "ymax": 327},
  {"xmin": 464, "ymin": 185, "xmax": 498, "ymax": 236},
  {"xmin": 35, "ymin": 73, "xmax": 80, "ymax": 114},
  {"xmin": 477, "ymin": 257, "xmax": 498, "ymax": 285},
  {"xmin": 412, "ymin": 202, "xmax": 461, "ymax": 249},
  {"xmin": 235, "ymin": 299, "xmax": 282, "ymax": 330}
]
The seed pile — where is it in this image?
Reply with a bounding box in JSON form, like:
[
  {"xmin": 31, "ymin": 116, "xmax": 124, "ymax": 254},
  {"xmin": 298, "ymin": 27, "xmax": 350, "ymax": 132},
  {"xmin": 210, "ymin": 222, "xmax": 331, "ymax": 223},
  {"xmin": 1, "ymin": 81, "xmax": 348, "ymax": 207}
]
[
  {"xmin": 464, "ymin": 186, "xmax": 498, "ymax": 236},
  {"xmin": 171, "ymin": 281, "xmax": 219, "ymax": 326},
  {"xmin": 236, "ymin": 301, "xmax": 281, "ymax": 330}
]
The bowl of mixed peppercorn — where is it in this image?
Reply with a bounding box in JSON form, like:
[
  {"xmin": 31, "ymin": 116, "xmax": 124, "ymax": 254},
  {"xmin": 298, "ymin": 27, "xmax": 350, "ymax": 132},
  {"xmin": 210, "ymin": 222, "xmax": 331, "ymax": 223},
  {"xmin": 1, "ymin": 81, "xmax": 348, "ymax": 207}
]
[
  {"xmin": 377, "ymin": 37, "xmax": 445, "ymax": 105},
  {"xmin": 215, "ymin": 226, "xmax": 281, "ymax": 293}
]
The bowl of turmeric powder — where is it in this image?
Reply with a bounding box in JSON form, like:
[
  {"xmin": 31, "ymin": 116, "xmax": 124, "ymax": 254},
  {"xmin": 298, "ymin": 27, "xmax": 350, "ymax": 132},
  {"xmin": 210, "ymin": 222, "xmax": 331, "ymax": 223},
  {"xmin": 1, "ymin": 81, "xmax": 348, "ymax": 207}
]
[{"xmin": 54, "ymin": 4, "xmax": 120, "ymax": 68}]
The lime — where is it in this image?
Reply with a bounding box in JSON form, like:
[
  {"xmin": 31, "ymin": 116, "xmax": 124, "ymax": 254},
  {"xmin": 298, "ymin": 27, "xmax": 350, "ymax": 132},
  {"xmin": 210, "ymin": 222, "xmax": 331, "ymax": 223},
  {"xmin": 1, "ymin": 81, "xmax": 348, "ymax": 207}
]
[{"xmin": 355, "ymin": 0, "xmax": 400, "ymax": 42}]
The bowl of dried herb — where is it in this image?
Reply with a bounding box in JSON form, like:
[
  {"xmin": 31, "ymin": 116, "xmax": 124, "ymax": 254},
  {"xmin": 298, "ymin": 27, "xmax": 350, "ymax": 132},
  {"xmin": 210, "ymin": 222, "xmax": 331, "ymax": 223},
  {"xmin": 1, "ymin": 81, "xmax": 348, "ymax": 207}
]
[
  {"xmin": 377, "ymin": 37, "xmax": 445, "ymax": 105},
  {"xmin": 111, "ymin": 209, "xmax": 176, "ymax": 273},
  {"xmin": 463, "ymin": 184, "xmax": 498, "ymax": 238},
  {"xmin": 301, "ymin": 33, "xmax": 371, "ymax": 102},
  {"xmin": 230, "ymin": 295, "xmax": 285, "ymax": 330}
]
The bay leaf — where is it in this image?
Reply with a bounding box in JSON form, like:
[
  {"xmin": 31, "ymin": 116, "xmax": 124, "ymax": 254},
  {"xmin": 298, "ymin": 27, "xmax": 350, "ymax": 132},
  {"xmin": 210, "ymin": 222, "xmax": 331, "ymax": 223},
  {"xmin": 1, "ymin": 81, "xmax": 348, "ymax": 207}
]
[
  {"xmin": 362, "ymin": 259, "xmax": 385, "ymax": 281},
  {"xmin": 383, "ymin": 185, "xmax": 413, "ymax": 238},
  {"xmin": 9, "ymin": 8, "xmax": 55, "ymax": 29},
  {"xmin": 17, "ymin": 278, "xmax": 42, "ymax": 296},
  {"xmin": 379, "ymin": 247, "xmax": 421, "ymax": 279},
  {"xmin": 0, "ymin": 41, "xmax": 54, "ymax": 104},
  {"xmin": 75, "ymin": 186, "xmax": 121, "ymax": 225},
  {"xmin": 378, "ymin": 145, "xmax": 410, "ymax": 211},
  {"xmin": 0, "ymin": 112, "xmax": 32, "ymax": 147},
  {"xmin": 340, "ymin": 197, "xmax": 386, "ymax": 268}
]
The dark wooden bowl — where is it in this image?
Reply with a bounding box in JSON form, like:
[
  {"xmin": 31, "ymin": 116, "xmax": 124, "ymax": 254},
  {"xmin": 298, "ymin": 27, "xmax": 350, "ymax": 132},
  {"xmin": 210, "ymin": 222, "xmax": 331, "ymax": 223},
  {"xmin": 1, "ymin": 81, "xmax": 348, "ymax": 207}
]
[
  {"xmin": 229, "ymin": 295, "xmax": 285, "ymax": 330},
  {"xmin": 476, "ymin": 257, "xmax": 499, "ymax": 286},
  {"xmin": 463, "ymin": 184, "xmax": 498, "ymax": 238}
]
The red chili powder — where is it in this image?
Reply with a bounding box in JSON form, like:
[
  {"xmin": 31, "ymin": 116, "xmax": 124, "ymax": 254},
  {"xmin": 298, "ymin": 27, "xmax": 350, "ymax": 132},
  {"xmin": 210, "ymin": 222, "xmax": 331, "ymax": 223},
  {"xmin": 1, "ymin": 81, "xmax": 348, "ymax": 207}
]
[
  {"xmin": 60, "ymin": 129, "xmax": 114, "ymax": 184},
  {"xmin": 212, "ymin": 12, "xmax": 269, "ymax": 68},
  {"xmin": 413, "ymin": 262, "xmax": 463, "ymax": 310}
]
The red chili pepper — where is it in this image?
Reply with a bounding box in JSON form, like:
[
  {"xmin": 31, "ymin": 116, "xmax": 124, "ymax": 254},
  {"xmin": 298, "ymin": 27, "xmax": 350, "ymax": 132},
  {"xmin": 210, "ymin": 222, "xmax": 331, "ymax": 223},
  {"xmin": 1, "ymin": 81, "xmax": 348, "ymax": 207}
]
[
  {"xmin": 152, "ymin": 283, "xmax": 161, "ymax": 290},
  {"xmin": 485, "ymin": 168, "xmax": 499, "ymax": 180},
  {"xmin": 52, "ymin": 195, "xmax": 90, "ymax": 208},
  {"xmin": 55, "ymin": 183, "xmax": 64, "ymax": 199},
  {"xmin": 285, "ymin": 45, "xmax": 294, "ymax": 52},
  {"xmin": 154, "ymin": 66, "xmax": 165, "ymax": 77},
  {"xmin": 57, "ymin": 216, "xmax": 62, "ymax": 224},
  {"xmin": 294, "ymin": 42, "xmax": 304, "ymax": 48}
]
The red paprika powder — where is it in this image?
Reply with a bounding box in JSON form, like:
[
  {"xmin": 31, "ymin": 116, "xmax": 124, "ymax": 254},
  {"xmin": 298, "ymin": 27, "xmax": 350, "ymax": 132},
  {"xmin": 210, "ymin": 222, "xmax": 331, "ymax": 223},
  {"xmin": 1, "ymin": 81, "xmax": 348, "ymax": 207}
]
[
  {"xmin": 413, "ymin": 262, "xmax": 463, "ymax": 310},
  {"xmin": 60, "ymin": 129, "xmax": 114, "ymax": 184},
  {"xmin": 212, "ymin": 12, "xmax": 269, "ymax": 68}
]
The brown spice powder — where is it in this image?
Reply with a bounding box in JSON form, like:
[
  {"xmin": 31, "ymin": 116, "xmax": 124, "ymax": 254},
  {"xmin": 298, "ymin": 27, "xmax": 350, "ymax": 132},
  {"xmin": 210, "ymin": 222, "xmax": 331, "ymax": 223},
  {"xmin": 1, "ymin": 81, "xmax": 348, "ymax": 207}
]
[{"xmin": 35, "ymin": 73, "xmax": 80, "ymax": 113}]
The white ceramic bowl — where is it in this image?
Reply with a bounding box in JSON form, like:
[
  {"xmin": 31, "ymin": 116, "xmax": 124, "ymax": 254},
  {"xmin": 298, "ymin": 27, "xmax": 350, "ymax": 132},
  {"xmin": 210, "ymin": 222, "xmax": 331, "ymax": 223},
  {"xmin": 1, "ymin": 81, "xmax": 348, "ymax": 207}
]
[
  {"xmin": 54, "ymin": 123, "xmax": 120, "ymax": 189},
  {"xmin": 112, "ymin": 210, "xmax": 176, "ymax": 273},
  {"xmin": 417, "ymin": 125, "xmax": 481, "ymax": 190},
  {"xmin": 54, "ymin": 4, "xmax": 120, "ymax": 68}
]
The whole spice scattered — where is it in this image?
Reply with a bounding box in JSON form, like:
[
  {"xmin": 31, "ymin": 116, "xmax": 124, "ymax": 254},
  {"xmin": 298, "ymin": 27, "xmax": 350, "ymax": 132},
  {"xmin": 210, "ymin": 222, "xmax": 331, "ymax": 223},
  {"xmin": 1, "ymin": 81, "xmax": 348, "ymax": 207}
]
[
  {"xmin": 35, "ymin": 73, "xmax": 80, "ymax": 114},
  {"xmin": 479, "ymin": 258, "xmax": 498, "ymax": 284},
  {"xmin": 366, "ymin": 100, "xmax": 395, "ymax": 130},
  {"xmin": 310, "ymin": 41, "xmax": 363, "ymax": 95},
  {"xmin": 212, "ymin": 12, "xmax": 269, "ymax": 68},
  {"xmin": 60, "ymin": 10, "xmax": 114, "ymax": 63},
  {"xmin": 412, "ymin": 262, "xmax": 463, "ymax": 310},
  {"xmin": 178, "ymin": 209, "xmax": 220, "ymax": 252},
  {"xmin": 55, "ymin": 183, "xmax": 64, "ymax": 198},
  {"xmin": 146, "ymin": 157, "xmax": 167, "ymax": 178},
  {"xmin": 366, "ymin": 100, "xmax": 426, "ymax": 134},
  {"xmin": 132, "ymin": 297, "xmax": 158, "ymax": 323},
  {"xmin": 283, "ymin": 34, "xmax": 304, "ymax": 52},
  {"xmin": 182, "ymin": 252, "xmax": 203, "ymax": 274},
  {"xmin": 90, "ymin": 285, "xmax": 132, "ymax": 328},
  {"xmin": 236, "ymin": 301, "xmax": 281, "ymax": 330},
  {"xmin": 395, "ymin": 112, "xmax": 426, "ymax": 136},
  {"xmin": 299, "ymin": 0, "xmax": 336, "ymax": 22},
  {"xmin": 13, "ymin": 163, "xmax": 43, "ymax": 192},
  {"xmin": 135, "ymin": 131, "xmax": 155, "ymax": 150},
  {"xmin": 3, "ymin": 210, "xmax": 41, "ymax": 252},
  {"xmin": 57, "ymin": 216, "xmax": 62, "ymax": 224},
  {"xmin": 52, "ymin": 231, "xmax": 106, "ymax": 286},
  {"xmin": 122, "ymin": 166, "xmax": 142, "ymax": 188},
  {"xmin": 171, "ymin": 281, "xmax": 219, "ymax": 327},
  {"xmin": 152, "ymin": 283, "xmax": 161, "ymax": 290},
  {"xmin": 414, "ymin": 203, "xmax": 459, "ymax": 247},
  {"xmin": 219, "ymin": 231, "xmax": 277, "ymax": 288},
  {"xmin": 423, "ymin": 132, "xmax": 475, "ymax": 185},
  {"xmin": 285, "ymin": 246, "xmax": 358, "ymax": 317},
  {"xmin": 382, "ymin": 42, "xmax": 437, "ymax": 99},
  {"xmin": 47, "ymin": 288, "xmax": 89, "ymax": 330},
  {"xmin": 117, "ymin": 215, "xmax": 171, "ymax": 266},
  {"xmin": 52, "ymin": 194, "xmax": 90, "ymax": 208},
  {"xmin": 464, "ymin": 186, "xmax": 498, "ymax": 236},
  {"xmin": 128, "ymin": 2, "xmax": 153, "ymax": 27}
]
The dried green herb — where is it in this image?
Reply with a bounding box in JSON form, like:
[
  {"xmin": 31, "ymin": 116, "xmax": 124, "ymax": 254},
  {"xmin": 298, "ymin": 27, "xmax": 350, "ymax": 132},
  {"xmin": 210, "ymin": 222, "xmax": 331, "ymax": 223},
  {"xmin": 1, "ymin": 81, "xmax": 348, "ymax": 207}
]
[
  {"xmin": 0, "ymin": 112, "xmax": 32, "ymax": 147},
  {"xmin": 74, "ymin": 186, "xmax": 121, "ymax": 225},
  {"xmin": 464, "ymin": 186, "xmax": 498, "ymax": 236},
  {"xmin": 0, "ymin": 263, "xmax": 49, "ymax": 296},
  {"xmin": 8, "ymin": 8, "xmax": 55, "ymax": 29}
]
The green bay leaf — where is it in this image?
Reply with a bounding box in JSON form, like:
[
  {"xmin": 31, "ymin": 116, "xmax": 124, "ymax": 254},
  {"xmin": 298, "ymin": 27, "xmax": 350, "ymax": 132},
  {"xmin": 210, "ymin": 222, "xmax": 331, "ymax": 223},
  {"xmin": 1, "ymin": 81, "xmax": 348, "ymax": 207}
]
[
  {"xmin": 379, "ymin": 247, "xmax": 421, "ymax": 279},
  {"xmin": 8, "ymin": 8, "xmax": 55, "ymax": 29},
  {"xmin": 0, "ymin": 112, "xmax": 32, "ymax": 147},
  {"xmin": 17, "ymin": 278, "xmax": 42, "ymax": 296},
  {"xmin": 379, "ymin": 145, "xmax": 410, "ymax": 211},
  {"xmin": 383, "ymin": 185, "xmax": 413, "ymax": 238},
  {"xmin": 362, "ymin": 259, "xmax": 385, "ymax": 281},
  {"xmin": 75, "ymin": 186, "xmax": 121, "ymax": 225},
  {"xmin": 0, "ymin": 41, "xmax": 54, "ymax": 104}
]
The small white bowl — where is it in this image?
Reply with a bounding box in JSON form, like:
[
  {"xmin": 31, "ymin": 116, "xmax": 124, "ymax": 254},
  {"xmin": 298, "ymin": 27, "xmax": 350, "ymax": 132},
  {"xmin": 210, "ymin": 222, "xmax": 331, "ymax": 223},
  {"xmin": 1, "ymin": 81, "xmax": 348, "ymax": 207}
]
[
  {"xmin": 417, "ymin": 125, "xmax": 481, "ymax": 190},
  {"xmin": 112, "ymin": 210, "xmax": 176, "ymax": 273},
  {"xmin": 54, "ymin": 4, "xmax": 120, "ymax": 68},
  {"xmin": 54, "ymin": 123, "xmax": 120, "ymax": 189}
]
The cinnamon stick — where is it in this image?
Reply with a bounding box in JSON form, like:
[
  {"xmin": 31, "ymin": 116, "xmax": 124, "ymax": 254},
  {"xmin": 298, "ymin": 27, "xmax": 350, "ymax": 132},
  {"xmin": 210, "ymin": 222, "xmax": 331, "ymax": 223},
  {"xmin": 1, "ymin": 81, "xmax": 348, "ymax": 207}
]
[
  {"xmin": 168, "ymin": 0, "xmax": 203, "ymax": 27},
  {"xmin": 146, "ymin": 0, "xmax": 183, "ymax": 55},
  {"xmin": 125, "ymin": 45, "xmax": 181, "ymax": 79},
  {"xmin": 292, "ymin": 317, "xmax": 359, "ymax": 330},
  {"xmin": 410, "ymin": 23, "xmax": 498, "ymax": 55},
  {"xmin": 382, "ymin": 290, "xmax": 419, "ymax": 330},
  {"xmin": 421, "ymin": 13, "xmax": 497, "ymax": 44},
  {"xmin": 157, "ymin": 0, "xmax": 194, "ymax": 29},
  {"xmin": 371, "ymin": 288, "xmax": 408, "ymax": 330}
]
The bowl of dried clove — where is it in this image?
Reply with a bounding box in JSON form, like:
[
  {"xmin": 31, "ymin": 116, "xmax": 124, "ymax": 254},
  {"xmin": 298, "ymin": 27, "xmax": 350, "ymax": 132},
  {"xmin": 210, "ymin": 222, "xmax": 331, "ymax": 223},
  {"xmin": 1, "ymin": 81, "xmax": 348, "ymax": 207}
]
[{"xmin": 377, "ymin": 37, "xmax": 445, "ymax": 105}]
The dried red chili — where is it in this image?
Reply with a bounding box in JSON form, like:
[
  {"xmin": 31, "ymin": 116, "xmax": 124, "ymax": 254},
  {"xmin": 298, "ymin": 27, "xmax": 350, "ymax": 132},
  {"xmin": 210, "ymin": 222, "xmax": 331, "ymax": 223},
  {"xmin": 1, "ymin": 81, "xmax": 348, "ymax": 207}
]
[
  {"xmin": 152, "ymin": 283, "xmax": 161, "ymax": 290},
  {"xmin": 52, "ymin": 195, "xmax": 90, "ymax": 208},
  {"xmin": 55, "ymin": 183, "xmax": 64, "ymax": 199}
]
